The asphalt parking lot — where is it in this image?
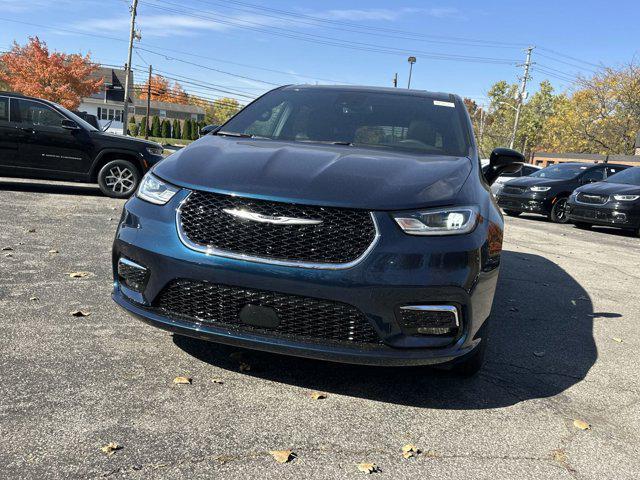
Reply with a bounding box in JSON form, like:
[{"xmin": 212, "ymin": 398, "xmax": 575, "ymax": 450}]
[{"xmin": 1, "ymin": 178, "xmax": 639, "ymax": 479}]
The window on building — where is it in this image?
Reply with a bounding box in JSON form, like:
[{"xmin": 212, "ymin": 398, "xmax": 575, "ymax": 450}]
[
  {"xmin": 159, "ymin": 109, "xmax": 167, "ymax": 118},
  {"xmin": 108, "ymin": 109, "xmax": 115, "ymax": 120},
  {"xmin": 100, "ymin": 108, "xmax": 108, "ymax": 120},
  {"xmin": 115, "ymin": 110, "xmax": 122, "ymax": 122},
  {"xmin": 191, "ymin": 113, "xmax": 198, "ymax": 120}
]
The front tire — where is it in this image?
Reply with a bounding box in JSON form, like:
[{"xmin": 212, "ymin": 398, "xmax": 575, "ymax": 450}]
[
  {"xmin": 550, "ymin": 197, "xmax": 569, "ymax": 223},
  {"xmin": 503, "ymin": 210, "xmax": 522, "ymax": 217},
  {"xmin": 98, "ymin": 159, "xmax": 140, "ymax": 198}
]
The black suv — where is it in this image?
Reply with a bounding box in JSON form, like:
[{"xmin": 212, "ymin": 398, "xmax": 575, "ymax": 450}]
[
  {"xmin": 0, "ymin": 92, "xmax": 164, "ymax": 197},
  {"xmin": 496, "ymin": 162, "xmax": 630, "ymax": 223}
]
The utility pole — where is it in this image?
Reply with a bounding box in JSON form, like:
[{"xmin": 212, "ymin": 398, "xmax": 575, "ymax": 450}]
[
  {"xmin": 145, "ymin": 64, "xmax": 152, "ymax": 139},
  {"xmin": 509, "ymin": 46, "xmax": 534, "ymax": 149},
  {"xmin": 393, "ymin": 73, "xmax": 398, "ymax": 88},
  {"xmin": 407, "ymin": 56, "xmax": 416, "ymax": 89},
  {"xmin": 122, "ymin": 0, "xmax": 139, "ymax": 135}
]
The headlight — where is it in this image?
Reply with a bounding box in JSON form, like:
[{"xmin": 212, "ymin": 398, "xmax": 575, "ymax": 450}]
[
  {"xmin": 393, "ymin": 206, "xmax": 479, "ymax": 236},
  {"xmin": 613, "ymin": 194, "xmax": 639, "ymax": 201},
  {"xmin": 146, "ymin": 146, "xmax": 164, "ymax": 156},
  {"xmin": 136, "ymin": 173, "xmax": 179, "ymax": 205},
  {"xmin": 530, "ymin": 186, "xmax": 551, "ymax": 192}
]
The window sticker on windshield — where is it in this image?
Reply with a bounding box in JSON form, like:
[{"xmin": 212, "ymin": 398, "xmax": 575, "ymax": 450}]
[{"xmin": 433, "ymin": 100, "xmax": 455, "ymax": 108}]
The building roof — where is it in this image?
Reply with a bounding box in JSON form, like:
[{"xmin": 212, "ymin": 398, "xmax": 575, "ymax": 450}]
[{"xmin": 81, "ymin": 95, "xmax": 204, "ymax": 115}]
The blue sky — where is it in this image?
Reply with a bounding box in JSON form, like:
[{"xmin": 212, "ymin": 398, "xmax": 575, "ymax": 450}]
[{"xmin": 0, "ymin": 0, "xmax": 637, "ymax": 107}]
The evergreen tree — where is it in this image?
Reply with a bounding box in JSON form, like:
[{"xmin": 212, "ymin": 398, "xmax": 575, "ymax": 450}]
[
  {"xmin": 161, "ymin": 119, "xmax": 171, "ymax": 139},
  {"xmin": 190, "ymin": 119, "xmax": 199, "ymax": 140},
  {"xmin": 129, "ymin": 115, "xmax": 136, "ymax": 125},
  {"xmin": 172, "ymin": 119, "xmax": 180, "ymax": 139},
  {"xmin": 182, "ymin": 119, "xmax": 191, "ymax": 140},
  {"xmin": 129, "ymin": 123, "xmax": 139, "ymax": 137},
  {"xmin": 151, "ymin": 115, "xmax": 161, "ymax": 137},
  {"xmin": 139, "ymin": 116, "xmax": 147, "ymax": 137}
]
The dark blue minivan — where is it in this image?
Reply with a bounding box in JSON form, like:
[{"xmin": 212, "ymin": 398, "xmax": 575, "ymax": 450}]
[{"xmin": 112, "ymin": 85, "xmax": 522, "ymax": 375}]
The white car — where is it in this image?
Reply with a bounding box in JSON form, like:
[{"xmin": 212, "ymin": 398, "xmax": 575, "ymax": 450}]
[{"xmin": 481, "ymin": 159, "xmax": 541, "ymax": 195}]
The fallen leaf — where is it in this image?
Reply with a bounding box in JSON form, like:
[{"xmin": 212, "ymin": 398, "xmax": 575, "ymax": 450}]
[
  {"xmin": 68, "ymin": 271, "xmax": 91, "ymax": 278},
  {"xmin": 269, "ymin": 450, "xmax": 294, "ymax": 464},
  {"xmin": 70, "ymin": 310, "xmax": 91, "ymax": 317},
  {"xmin": 29, "ymin": 296, "xmax": 38, "ymax": 301},
  {"xmin": 571, "ymin": 300, "xmax": 576, "ymax": 306},
  {"xmin": 573, "ymin": 419, "xmax": 591, "ymax": 430},
  {"xmin": 212, "ymin": 378, "xmax": 224, "ymax": 384},
  {"xmin": 48, "ymin": 249, "xmax": 59, "ymax": 254},
  {"xmin": 173, "ymin": 376, "xmax": 192, "ymax": 385},
  {"xmin": 26, "ymin": 228, "xmax": 36, "ymax": 233},
  {"xmin": 533, "ymin": 351, "xmax": 546, "ymax": 358},
  {"xmin": 239, "ymin": 362, "xmax": 251, "ymax": 372},
  {"xmin": 612, "ymin": 337, "xmax": 623, "ymax": 343},
  {"xmin": 401, "ymin": 444, "xmax": 420, "ymax": 459},
  {"xmin": 424, "ymin": 450, "xmax": 439, "ymax": 458},
  {"xmin": 5, "ymin": 253, "xmax": 13, "ymax": 258},
  {"xmin": 101, "ymin": 442, "xmax": 122, "ymax": 456},
  {"xmin": 551, "ymin": 448, "xmax": 567, "ymax": 463},
  {"xmin": 309, "ymin": 391, "xmax": 327, "ymax": 400},
  {"xmin": 1, "ymin": 246, "xmax": 13, "ymax": 251},
  {"xmin": 356, "ymin": 463, "xmax": 379, "ymax": 474}
]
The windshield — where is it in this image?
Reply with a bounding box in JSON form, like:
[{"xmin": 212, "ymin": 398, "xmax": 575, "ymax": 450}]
[
  {"xmin": 221, "ymin": 88, "xmax": 470, "ymax": 156},
  {"xmin": 606, "ymin": 167, "xmax": 640, "ymax": 186},
  {"xmin": 54, "ymin": 103, "xmax": 99, "ymax": 131},
  {"xmin": 529, "ymin": 164, "xmax": 590, "ymax": 180}
]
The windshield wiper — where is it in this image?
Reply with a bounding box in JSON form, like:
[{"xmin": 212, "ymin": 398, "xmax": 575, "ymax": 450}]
[
  {"xmin": 296, "ymin": 139, "xmax": 354, "ymax": 146},
  {"xmin": 215, "ymin": 131, "xmax": 254, "ymax": 138}
]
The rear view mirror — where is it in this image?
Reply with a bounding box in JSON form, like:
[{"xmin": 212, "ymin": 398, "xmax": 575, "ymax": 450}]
[{"xmin": 484, "ymin": 148, "xmax": 524, "ymax": 185}]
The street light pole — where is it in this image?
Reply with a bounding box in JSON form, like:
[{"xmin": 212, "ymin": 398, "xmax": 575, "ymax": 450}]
[
  {"xmin": 407, "ymin": 56, "xmax": 416, "ymax": 89},
  {"xmin": 509, "ymin": 46, "xmax": 534, "ymax": 149},
  {"xmin": 122, "ymin": 0, "xmax": 139, "ymax": 135}
]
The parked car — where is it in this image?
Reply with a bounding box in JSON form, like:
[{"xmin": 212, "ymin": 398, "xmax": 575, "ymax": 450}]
[
  {"xmin": 496, "ymin": 162, "xmax": 629, "ymax": 223},
  {"xmin": 566, "ymin": 166, "xmax": 640, "ymax": 236},
  {"xmin": 112, "ymin": 85, "xmax": 523, "ymax": 375},
  {"xmin": 490, "ymin": 163, "xmax": 541, "ymax": 195},
  {"xmin": 0, "ymin": 92, "xmax": 164, "ymax": 198}
]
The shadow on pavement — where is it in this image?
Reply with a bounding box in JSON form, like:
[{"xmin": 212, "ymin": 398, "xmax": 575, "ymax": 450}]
[
  {"xmin": 0, "ymin": 179, "xmax": 104, "ymax": 197},
  {"xmin": 173, "ymin": 250, "xmax": 599, "ymax": 409}
]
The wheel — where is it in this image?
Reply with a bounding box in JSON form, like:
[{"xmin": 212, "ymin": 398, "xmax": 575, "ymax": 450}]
[
  {"xmin": 574, "ymin": 222, "xmax": 591, "ymax": 230},
  {"xmin": 503, "ymin": 210, "xmax": 521, "ymax": 217},
  {"xmin": 550, "ymin": 197, "xmax": 570, "ymax": 223},
  {"xmin": 450, "ymin": 338, "xmax": 487, "ymax": 377},
  {"xmin": 97, "ymin": 159, "xmax": 140, "ymax": 198}
]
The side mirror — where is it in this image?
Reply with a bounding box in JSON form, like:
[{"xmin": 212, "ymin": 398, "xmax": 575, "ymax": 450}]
[
  {"xmin": 200, "ymin": 124, "xmax": 219, "ymax": 136},
  {"xmin": 484, "ymin": 147, "xmax": 525, "ymax": 185},
  {"xmin": 61, "ymin": 119, "xmax": 80, "ymax": 130}
]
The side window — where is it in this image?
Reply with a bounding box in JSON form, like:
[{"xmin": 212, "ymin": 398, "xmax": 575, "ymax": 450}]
[
  {"xmin": 606, "ymin": 166, "xmax": 625, "ymax": 177},
  {"xmin": 581, "ymin": 168, "xmax": 605, "ymax": 183},
  {"xmin": 523, "ymin": 166, "xmax": 538, "ymax": 176},
  {"xmin": 16, "ymin": 99, "xmax": 64, "ymax": 127},
  {"xmin": 0, "ymin": 97, "xmax": 8, "ymax": 121}
]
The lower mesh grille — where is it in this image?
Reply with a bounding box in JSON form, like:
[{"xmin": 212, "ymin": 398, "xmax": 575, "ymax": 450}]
[{"xmin": 154, "ymin": 280, "xmax": 380, "ymax": 345}]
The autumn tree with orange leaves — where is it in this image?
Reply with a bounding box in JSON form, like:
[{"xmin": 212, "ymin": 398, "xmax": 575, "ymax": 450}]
[
  {"xmin": 138, "ymin": 74, "xmax": 189, "ymax": 104},
  {"xmin": 0, "ymin": 37, "xmax": 103, "ymax": 110}
]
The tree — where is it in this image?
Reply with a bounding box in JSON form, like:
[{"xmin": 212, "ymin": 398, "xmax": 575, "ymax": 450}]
[
  {"xmin": 161, "ymin": 119, "xmax": 171, "ymax": 139},
  {"xmin": 517, "ymin": 80, "xmax": 556, "ymax": 155},
  {"xmin": 182, "ymin": 119, "xmax": 191, "ymax": 140},
  {"xmin": 172, "ymin": 119, "xmax": 181, "ymax": 139},
  {"xmin": 207, "ymin": 97, "xmax": 241, "ymax": 125},
  {"xmin": 129, "ymin": 115, "xmax": 136, "ymax": 125},
  {"xmin": 139, "ymin": 116, "xmax": 148, "ymax": 137},
  {"xmin": 190, "ymin": 120, "xmax": 200, "ymax": 140},
  {"xmin": 129, "ymin": 123, "xmax": 139, "ymax": 137},
  {"xmin": 139, "ymin": 74, "xmax": 189, "ymax": 105},
  {"xmin": 151, "ymin": 115, "xmax": 161, "ymax": 137},
  {"xmin": 0, "ymin": 37, "xmax": 103, "ymax": 109}
]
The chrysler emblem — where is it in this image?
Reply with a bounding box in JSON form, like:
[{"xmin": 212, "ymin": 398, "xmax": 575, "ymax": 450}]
[{"xmin": 223, "ymin": 208, "xmax": 323, "ymax": 225}]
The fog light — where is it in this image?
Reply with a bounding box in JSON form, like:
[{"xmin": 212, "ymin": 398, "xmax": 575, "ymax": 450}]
[
  {"xmin": 398, "ymin": 305, "xmax": 459, "ymax": 336},
  {"xmin": 117, "ymin": 257, "xmax": 148, "ymax": 292},
  {"xmin": 612, "ymin": 212, "xmax": 627, "ymax": 222}
]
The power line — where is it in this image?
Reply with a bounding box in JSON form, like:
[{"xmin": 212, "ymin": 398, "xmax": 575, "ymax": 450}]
[{"xmin": 138, "ymin": 0, "xmax": 520, "ymax": 65}]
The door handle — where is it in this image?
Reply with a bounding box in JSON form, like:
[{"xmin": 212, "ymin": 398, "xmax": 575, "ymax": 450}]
[{"xmin": 19, "ymin": 126, "xmax": 36, "ymax": 134}]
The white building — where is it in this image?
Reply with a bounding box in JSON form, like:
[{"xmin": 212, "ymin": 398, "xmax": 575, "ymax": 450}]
[{"xmin": 78, "ymin": 67, "xmax": 205, "ymax": 135}]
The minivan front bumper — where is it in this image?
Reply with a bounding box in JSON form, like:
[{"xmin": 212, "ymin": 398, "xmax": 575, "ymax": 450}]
[{"xmin": 112, "ymin": 191, "xmax": 501, "ymax": 366}]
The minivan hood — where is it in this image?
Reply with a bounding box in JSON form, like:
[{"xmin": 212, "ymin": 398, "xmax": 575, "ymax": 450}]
[
  {"xmin": 153, "ymin": 136, "xmax": 472, "ymax": 210},
  {"xmin": 577, "ymin": 182, "xmax": 640, "ymax": 196}
]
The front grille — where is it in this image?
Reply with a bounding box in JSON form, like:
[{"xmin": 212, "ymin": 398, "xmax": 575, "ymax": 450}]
[
  {"xmin": 577, "ymin": 193, "xmax": 609, "ymax": 205},
  {"xmin": 501, "ymin": 186, "xmax": 527, "ymax": 195},
  {"xmin": 399, "ymin": 307, "xmax": 459, "ymax": 336},
  {"xmin": 178, "ymin": 191, "xmax": 376, "ymax": 265},
  {"xmin": 154, "ymin": 279, "xmax": 381, "ymax": 344}
]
